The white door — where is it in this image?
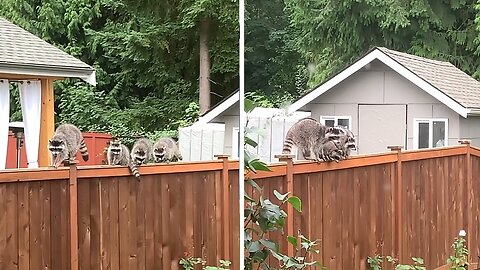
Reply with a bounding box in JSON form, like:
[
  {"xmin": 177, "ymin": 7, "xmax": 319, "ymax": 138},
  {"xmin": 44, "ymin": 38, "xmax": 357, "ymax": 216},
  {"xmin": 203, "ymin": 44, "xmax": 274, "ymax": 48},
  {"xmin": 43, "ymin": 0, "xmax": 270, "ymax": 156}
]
[{"xmin": 358, "ymin": 105, "xmax": 407, "ymax": 154}]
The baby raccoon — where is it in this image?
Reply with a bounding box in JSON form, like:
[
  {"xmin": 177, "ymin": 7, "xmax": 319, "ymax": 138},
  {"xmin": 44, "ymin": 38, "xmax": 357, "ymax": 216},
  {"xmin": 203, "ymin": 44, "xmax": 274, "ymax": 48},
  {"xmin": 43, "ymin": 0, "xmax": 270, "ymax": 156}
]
[
  {"xmin": 337, "ymin": 125, "xmax": 356, "ymax": 158},
  {"xmin": 282, "ymin": 117, "xmax": 342, "ymax": 162},
  {"xmin": 48, "ymin": 123, "xmax": 89, "ymax": 168},
  {"xmin": 153, "ymin": 137, "xmax": 182, "ymax": 163},
  {"xmin": 106, "ymin": 139, "xmax": 140, "ymax": 178},
  {"xmin": 319, "ymin": 125, "xmax": 357, "ymax": 162},
  {"xmin": 131, "ymin": 138, "xmax": 153, "ymax": 165}
]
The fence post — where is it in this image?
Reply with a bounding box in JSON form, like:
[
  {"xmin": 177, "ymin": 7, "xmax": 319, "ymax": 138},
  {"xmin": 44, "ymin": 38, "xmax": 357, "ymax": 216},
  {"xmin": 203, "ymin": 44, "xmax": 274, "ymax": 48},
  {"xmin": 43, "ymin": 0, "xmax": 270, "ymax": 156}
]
[
  {"xmin": 68, "ymin": 161, "xmax": 79, "ymax": 270},
  {"xmin": 387, "ymin": 146, "xmax": 403, "ymax": 261},
  {"xmin": 275, "ymin": 154, "xmax": 295, "ymax": 256},
  {"xmin": 215, "ymin": 154, "xmax": 231, "ymax": 261},
  {"xmin": 458, "ymin": 140, "xmax": 472, "ymax": 255}
]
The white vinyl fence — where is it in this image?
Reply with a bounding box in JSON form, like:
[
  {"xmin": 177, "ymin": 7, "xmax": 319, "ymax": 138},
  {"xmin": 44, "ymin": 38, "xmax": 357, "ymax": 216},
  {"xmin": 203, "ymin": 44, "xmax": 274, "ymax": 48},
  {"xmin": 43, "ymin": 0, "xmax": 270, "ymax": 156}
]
[{"xmin": 179, "ymin": 123, "xmax": 225, "ymax": 161}]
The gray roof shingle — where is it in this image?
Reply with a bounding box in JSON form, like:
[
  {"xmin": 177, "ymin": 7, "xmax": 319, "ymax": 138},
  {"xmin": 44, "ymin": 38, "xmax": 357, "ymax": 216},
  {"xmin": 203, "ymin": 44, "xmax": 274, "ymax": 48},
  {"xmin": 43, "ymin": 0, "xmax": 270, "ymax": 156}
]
[
  {"xmin": 377, "ymin": 47, "xmax": 480, "ymax": 109},
  {"xmin": 0, "ymin": 17, "xmax": 93, "ymax": 71}
]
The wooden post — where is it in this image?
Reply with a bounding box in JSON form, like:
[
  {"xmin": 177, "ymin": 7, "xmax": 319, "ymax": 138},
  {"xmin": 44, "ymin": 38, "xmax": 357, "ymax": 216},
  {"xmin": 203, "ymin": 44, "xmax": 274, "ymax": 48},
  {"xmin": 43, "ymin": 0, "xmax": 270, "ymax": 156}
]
[
  {"xmin": 275, "ymin": 154, "xmax": 295, "ymax": 256},
  {"xmin": 69, "ymin": 161, "xmax": 79, "ymax": 270},
  {"xmin": 387, "ymin": 146, "xmax": 403, "ymax": 261},
  {"xmin": 39, "ymin": 79, "xmax": 55, "ymax": 167},
  {"xmin": 215, "ymin": 154, "xmax": 231, "ymax": 261},
  {"xmin": 459, "ymin": 140, "xmax": 472, "ymax": 257}
]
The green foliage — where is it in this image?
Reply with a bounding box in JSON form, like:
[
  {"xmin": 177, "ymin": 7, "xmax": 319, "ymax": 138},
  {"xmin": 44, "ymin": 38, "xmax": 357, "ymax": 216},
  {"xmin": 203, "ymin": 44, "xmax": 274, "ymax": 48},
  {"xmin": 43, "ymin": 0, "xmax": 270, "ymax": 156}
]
[
  {"xmin": 245, "ymin": 0, "xmax": 308, "ymax": 105},
  {"xmin": 447, "ymin": 233, "xmax": 469, "ymax": 269},
  {"xmin": 1, "ymin": 0, "xmax": 238, "ymax": 138},
  {"xmin": 367, "ymin": 255, "xmax": 425, "ymax": 270},
  {"xmin": 179, "ymin": 257, "xmax": 231, "ymax": 270},
  {"xmin": 285, "ymin": 0, "xmax": 480, "ymax": 86},
  {"xmin": 244, "ymin": 98, "xmax": 322, "ymax": 270},
  {"xmin": 368, "ymin": 233, "xmax": 469, "ymax": 270}
]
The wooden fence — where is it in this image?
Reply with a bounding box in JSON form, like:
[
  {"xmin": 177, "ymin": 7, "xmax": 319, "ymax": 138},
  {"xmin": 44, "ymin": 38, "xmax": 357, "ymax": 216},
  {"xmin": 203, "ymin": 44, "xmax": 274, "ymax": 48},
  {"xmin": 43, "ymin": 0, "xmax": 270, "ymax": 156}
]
[
  {"xmin": 246, "ymin": 142, "xmax": 480, "ymax": 270},
  {"xmin": 0, "ymin": 156, "xmax": 240, "ymax": 270}
]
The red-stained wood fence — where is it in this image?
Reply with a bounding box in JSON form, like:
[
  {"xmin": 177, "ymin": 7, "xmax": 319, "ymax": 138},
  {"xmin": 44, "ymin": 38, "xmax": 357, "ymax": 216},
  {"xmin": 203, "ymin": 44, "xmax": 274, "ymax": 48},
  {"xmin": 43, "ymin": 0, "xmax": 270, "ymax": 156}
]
[
  {"xmin": 6, "ymin": 132, "xmax": 112, "ymax": 169},
  {"xmin": 0, "ymin": 156, "xmax": 240, "ymax": 270},
  {"xmin": 246, "ymin": 141, "xmax": 480, "ymax": 270}
]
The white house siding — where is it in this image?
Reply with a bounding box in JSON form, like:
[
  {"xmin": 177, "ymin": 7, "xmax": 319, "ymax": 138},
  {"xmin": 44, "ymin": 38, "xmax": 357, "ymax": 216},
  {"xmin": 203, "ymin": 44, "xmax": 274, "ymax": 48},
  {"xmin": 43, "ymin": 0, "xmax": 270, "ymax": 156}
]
[
  {"xmin": 459, "ymin": 116, "xmax": 480, "ymax": 146},
  {"xmin": 305, "ymin": 60, "xmax": 463, "ymax": 154}
]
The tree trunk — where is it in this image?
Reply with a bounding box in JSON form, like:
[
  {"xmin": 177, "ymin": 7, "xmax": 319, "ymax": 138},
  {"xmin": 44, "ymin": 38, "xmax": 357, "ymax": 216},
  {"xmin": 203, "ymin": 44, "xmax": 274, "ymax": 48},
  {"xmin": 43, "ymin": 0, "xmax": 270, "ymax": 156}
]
[{"xmin": 199, "ymin": 18, "xmax": 211, "ymax": 115}]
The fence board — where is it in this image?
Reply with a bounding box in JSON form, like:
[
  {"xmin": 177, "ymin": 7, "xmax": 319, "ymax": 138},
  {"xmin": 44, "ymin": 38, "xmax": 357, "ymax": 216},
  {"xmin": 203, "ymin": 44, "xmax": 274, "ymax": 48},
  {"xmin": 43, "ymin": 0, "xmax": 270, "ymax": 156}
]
[{"xmin": 248, "ymin": 145, "xmax": 480, "ymax": 269}]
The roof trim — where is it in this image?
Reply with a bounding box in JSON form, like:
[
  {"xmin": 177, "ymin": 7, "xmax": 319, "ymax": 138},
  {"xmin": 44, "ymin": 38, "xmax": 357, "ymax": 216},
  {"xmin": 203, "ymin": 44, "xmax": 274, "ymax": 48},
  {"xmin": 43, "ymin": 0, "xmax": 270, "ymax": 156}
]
[
  {"xmin": 287, "ymin": 48, "xmax": 470, "ymax": 118},
  {"xmin": 0, "ymin": 64, "xmax": 96, "ymax": 85},
  {"xmin": 192, "ymin": 91, "xmax": 239, "ymax": 126}
]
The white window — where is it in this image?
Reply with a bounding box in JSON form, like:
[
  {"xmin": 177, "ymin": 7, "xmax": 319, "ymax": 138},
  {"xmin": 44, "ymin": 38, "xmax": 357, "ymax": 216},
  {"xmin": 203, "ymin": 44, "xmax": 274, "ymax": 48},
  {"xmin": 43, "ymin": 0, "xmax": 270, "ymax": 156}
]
[
  {"xmin": 320, "ymin": 116, "xmax": 351, "ymax": 129},
  {"xmin": 413, "ymin": 118, "xmax": 448, "ymax": 149}
]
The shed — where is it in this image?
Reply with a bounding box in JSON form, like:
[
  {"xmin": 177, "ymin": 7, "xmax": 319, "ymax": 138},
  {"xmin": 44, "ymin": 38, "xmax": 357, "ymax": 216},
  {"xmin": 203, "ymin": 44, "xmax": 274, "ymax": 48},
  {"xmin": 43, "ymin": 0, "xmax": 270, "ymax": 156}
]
[
  {"xmin": 288, "ymin": 47, "xmax": 480, "ymax": 154},
  {"xmin": 0, "ymin": 17, "xmax": 96, "ymax": 169},
  {"xmin": 186, "ymin": 90, "xmax": 240, "ymax": 159}
]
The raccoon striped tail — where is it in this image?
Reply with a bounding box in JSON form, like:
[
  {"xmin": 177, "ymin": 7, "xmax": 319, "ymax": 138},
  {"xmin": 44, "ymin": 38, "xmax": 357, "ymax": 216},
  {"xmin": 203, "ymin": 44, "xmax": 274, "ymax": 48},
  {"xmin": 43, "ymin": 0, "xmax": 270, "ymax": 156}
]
[
  {"xmin": 282, "ymin": 138, "xmax": 294, "ymax": 154},
  {"xmin": 79, "ymin": 139, "xmax": 89, "ymax": 161},
  {"xmin": 128, "ymin": 162, "xmax": 140, "ymax": 178}
]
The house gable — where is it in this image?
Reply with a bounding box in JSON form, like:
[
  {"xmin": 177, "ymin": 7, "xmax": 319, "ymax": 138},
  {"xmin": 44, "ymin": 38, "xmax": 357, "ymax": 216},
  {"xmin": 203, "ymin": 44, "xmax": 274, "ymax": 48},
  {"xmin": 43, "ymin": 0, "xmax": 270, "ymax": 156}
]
[
  {"xmin": 193, "ymin": 91, "xmax": 239, "ymax": 126},
  {"xmin": 288, "ymin": 48, "xmax": 471, "ymax": 118}
]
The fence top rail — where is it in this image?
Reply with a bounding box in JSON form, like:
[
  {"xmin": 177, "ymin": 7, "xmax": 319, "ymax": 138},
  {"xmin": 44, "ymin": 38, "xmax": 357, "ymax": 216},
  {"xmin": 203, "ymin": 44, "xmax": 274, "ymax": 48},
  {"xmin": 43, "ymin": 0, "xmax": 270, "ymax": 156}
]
[
  {"xmin": 248, "ymin": 145, "xmax": 472, "ymax": 179},
  {"xmin": 0, "ymin": 159, "xmax": 240, "ymax": 182}
]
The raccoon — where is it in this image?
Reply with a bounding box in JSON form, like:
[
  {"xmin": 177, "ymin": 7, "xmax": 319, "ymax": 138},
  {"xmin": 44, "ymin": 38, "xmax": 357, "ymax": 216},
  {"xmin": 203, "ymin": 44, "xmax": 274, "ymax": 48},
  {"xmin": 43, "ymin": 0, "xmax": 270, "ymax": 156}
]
[
  {"xmin": 131, "ymin": 138, "xmax": 153, "ymax": 165},
  {"xmin": 319, "ymin": 125, "xmax": 356, "ymax": 162},
  {"xmin": 337, "ymin": 125, "xmax": 356, "ymax": 158},
  {"xmin": 282, "ymin": 117, "xmax": 342, "ymax": 162},
  {"xmin": 48, "ymin": 123, "xmax": 89, "ymax": 168},
  {"xmin": 153, "ymin": 137, "xmax": 182, "ymax": 163},
  {"xmin": 107, "ymin": 139, "xmax": 140, "ymax": 178}
]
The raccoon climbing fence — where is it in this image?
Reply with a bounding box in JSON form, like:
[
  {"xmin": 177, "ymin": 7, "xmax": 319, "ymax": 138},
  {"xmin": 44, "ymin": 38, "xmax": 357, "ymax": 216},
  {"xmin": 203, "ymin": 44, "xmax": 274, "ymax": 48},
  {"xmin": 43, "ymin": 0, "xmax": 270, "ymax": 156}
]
[{"xmin": 0, "ymin": 157, "xmax": 240, "ymax": 270}]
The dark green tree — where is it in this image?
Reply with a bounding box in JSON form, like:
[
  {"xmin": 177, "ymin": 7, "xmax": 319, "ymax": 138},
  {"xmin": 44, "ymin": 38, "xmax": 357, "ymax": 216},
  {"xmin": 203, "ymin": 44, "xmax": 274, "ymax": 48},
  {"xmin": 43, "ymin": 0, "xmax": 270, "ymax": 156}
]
[
  {"xmin": 245, "ymin": 0, "xmax": 308, "ymax": 106},
  {"xmin": 285, "ymin": 0, "xmax": 480, "ymax": 86},
  {"xmin": 0, "ymin": 0, "xmax": 238, "ymax": 141}
]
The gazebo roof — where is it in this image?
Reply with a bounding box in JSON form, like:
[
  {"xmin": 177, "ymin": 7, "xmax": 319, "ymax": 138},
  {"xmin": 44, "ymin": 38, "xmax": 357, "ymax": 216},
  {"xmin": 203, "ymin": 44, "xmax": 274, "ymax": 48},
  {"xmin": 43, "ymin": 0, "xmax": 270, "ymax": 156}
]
[{"xmin": 0, "ymin": 17, "xmax": 95, "ymax": 85}]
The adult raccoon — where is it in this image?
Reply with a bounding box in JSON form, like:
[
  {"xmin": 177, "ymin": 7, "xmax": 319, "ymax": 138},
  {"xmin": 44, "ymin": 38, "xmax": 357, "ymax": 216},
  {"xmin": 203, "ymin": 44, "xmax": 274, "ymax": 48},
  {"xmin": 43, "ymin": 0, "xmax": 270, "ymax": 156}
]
[
  {"xmin": 153, "ymin": 137, "xmax": 182, "ymax": 163},
  {"xmin": 131, "ymin": 138, "xmax": 153, "ymax": 165},
  {"xmin": 106, "ymin": 139, "xmax": 140, "ymax": 178},
  {"xmin": 48, "ymin": 123, "xmax": 89, "ymax": 168},
  {"xmin": 319, "ymin": 125, "xmax": 356, "ymax": 162},
  {"xmin": 282, "ymin": 117, "xmax": 342, "ymax": 162}
]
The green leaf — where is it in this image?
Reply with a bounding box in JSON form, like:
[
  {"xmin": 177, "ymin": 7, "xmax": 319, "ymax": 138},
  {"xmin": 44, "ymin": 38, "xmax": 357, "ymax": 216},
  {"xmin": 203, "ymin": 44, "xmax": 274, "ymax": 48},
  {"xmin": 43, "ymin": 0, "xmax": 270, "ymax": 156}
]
[
  {"xmin": 249, "ymin": 159, "xmax": 271, "ymax": 172},
  {"xmin": 244, "ymin": 98, "xmax": 256, "ymax": 113},
  {"xmin": 287, "ymin": 235, "xmax": 297, "ymax": 247},
  {"xmin": 259, "ymin": 239, "xmax": 278, "ymax": 251},
  {"xmin": 412, "ymin": 257, "xmax": 424, "ymax": 264},
  {"xmin": 245, "ymin": 136, "xmax": 258, "ymax": 148},
  {"xmin": 247, "ymin": 240, "xmax": 261, "ymax": 252},
  {"xmin": 273, "ymin": 190, "xmax": 289, "ymax": 201},
  {"xmin": 251, "ymin": 249, "xmax": 269, "ymax": 263},
  {"xmin": 287, "ymin": 196, "xmax": 302, "ymax": 212}
]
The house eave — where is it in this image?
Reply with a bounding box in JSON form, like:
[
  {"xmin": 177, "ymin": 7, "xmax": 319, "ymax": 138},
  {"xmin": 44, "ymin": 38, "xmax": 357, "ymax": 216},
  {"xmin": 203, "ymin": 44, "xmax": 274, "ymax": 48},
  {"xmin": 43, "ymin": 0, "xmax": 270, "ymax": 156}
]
[
  {"xmin": 0, "ymin": 63, "xmax": 96, "ymax": 85},
  {"xmin": 466, "ymin": 108, "xmax": 480, "ymax": 117}
]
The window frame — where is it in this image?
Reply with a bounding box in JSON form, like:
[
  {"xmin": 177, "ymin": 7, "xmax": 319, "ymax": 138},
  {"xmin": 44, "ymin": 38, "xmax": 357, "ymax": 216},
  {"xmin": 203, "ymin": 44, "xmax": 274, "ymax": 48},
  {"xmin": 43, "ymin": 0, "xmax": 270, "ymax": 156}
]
[
  {"xmin": 319, "ymin": 115, "xmax": 352, "ymax": 129},
  {"xmin": 413, "ymin": 118, "xmax": 449, "ymax": 149}
]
